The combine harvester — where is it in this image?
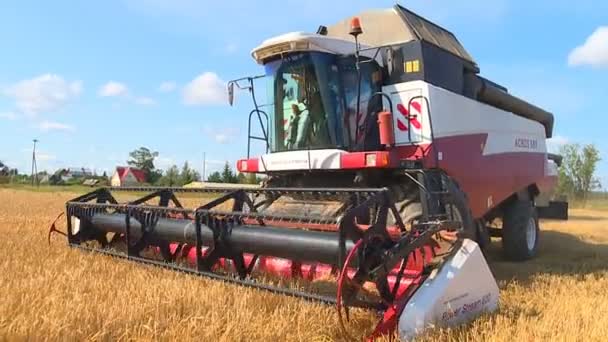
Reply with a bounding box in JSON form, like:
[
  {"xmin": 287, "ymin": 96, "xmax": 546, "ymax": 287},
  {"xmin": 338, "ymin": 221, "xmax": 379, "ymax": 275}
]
[{"xmin": 50, "ymin": 5, "xmax": 564, "ymax": 340}]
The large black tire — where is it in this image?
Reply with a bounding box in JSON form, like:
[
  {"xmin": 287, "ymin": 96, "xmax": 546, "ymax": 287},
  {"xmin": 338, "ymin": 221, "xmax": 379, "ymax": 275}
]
[
  {"xmin": 442, "ymin": 177, "xmax": 476, "ymax": 241},
  {"xmin": 502, "ymin": 200, "xmax": 539, "ymax": 261},
  {"xmin": 388, "ymin": 177, "xmax": 476, "ymax": 241}
]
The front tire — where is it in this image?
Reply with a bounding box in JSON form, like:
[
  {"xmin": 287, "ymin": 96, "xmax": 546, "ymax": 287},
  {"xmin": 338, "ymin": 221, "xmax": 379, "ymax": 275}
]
[
  {"xmin": 442, "ymin": 177, "xmax": 476, "ymax": 241},
  {"xmin": 388, "ymin": 176, "xmax": 476, "ymax": 245},
  {"xmin": 502, "ymin": 200, "xmax": 539, "ymax": 261}
]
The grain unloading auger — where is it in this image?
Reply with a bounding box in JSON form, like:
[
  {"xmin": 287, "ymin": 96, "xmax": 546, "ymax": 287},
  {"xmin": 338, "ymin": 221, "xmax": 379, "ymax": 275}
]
[{"xmin": 51, "ymin": 4, "xmax": 566, "ymax": 340}]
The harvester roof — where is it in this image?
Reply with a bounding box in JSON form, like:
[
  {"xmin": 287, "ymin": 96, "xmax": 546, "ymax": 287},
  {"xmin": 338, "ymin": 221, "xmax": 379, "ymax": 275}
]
[
  {"xmin": 251, "ymin": 32, "xmax": 368, "ymax": 64},
  {"xmin": 252, "ymin": 5, "xmax": 476, "ymax": 67},
  {"xmin": 326, "ymin": 5, "xmax": 475, "ymax": 66}
]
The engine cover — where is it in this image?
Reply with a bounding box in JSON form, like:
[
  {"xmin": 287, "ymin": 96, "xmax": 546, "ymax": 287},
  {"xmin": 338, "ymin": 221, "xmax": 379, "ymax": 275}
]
[{"xmin": 398, "ymin": 239, "xmax": 499, "ymax": 340}]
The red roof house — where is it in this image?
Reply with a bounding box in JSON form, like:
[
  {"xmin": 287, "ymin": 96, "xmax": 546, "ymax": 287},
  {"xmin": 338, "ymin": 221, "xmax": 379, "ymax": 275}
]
[{"xmin": 111, "ymin": 166, "xmax": 147, "ymax": 186}]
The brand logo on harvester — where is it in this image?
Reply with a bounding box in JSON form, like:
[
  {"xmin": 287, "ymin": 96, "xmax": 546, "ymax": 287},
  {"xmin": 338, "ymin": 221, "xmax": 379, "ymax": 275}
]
[
  {"xmin": 515, "ymin": 138, "xmax": 538, "ymax": 149},
  {"xmin": 396, "ymin": 102, "xmax": 422, "ymax": 132}
]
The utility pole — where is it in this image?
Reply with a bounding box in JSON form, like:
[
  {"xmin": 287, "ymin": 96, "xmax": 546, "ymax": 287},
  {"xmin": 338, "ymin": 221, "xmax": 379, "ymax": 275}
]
[
  {"xmin": 202, "ymin": 152, "xmax": 206, "ymax": 182},
  {"xmin": 31, "ymin": 139, "xmax": 39, "ymax": 187}
]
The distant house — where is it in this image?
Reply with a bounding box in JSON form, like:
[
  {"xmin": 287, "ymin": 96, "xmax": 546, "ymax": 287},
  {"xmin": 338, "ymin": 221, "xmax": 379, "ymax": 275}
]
[
  {"xmin": 60, "ymin": 167, "xmax": 93, "ymax": 182},
  {"xmin": 39, "ymin": 174, "xmax": 50, "ymax": 184},
  {"xmin": 111, "ymin": 166, "xmax": 146, "ymax": 187}
]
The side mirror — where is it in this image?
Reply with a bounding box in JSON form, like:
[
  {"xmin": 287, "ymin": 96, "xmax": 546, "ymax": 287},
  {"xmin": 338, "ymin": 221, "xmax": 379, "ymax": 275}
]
[{"xmin": 227, "ymin": 82, "xmax": 235, "ymax": 106}]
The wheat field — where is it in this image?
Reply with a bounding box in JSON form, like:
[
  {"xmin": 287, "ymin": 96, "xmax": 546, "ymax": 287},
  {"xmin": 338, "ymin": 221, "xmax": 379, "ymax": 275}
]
[{"xmin": 1, "ymin": 188, "xmax": 607, "ymax": 341}]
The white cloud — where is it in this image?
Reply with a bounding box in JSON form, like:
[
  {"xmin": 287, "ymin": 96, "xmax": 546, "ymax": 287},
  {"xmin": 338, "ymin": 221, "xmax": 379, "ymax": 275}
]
[
  {"xmin": 568, "ymin": 26, "xmax": 608, "ymax": 68},
  {"xmin": 203, "ymin": 125, "xmax": 237, "ymax": 144},
  {"xmin": 547, "ymin": 135, "xmax": 570, "ymax": 153},
  {"xmin": 182, "ymin": 72, "xmax": 227, "ymax": 106},
  {"xmin": 98, "ymin": 81, "xmax": 129, "ymax": 97},
  {"xmin": 158, "ymin": 81, "xmax": 177, "ymax": 93},
  {"xmin": 38, "ymin": 120, "xmax": 75, "ymax": 132},
  {"xmin": 0, "ymin": 112, "xmax": 17, "ymax": 120},
  {"xmin": 99, "ymin": 81, "xmax": 156, "ymax": 106},
  {"xmin": 134, "ymin": 96, "xmax": 156, "ymax": 106},
  {"xmin": 3, "ymin": 74, "xmax": 82, "ymax": 116}
]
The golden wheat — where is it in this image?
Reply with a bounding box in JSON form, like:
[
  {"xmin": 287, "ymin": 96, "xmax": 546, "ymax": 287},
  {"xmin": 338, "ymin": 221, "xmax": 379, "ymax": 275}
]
[{"xmin": 0, "ymin": 188, "xmax": 607, "ymax": 341}]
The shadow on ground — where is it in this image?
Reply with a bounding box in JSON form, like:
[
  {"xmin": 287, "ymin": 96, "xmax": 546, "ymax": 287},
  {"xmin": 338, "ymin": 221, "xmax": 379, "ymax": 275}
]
[{"xmin": 486, "ymin": 229, "xmax": 608, "ymax": 284}]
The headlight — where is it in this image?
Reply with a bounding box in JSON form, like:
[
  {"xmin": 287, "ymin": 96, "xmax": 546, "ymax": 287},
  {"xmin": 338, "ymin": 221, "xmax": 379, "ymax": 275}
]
[{"xmin": 365, "ymin": 154, "xmax": 377, "ymax": 167}]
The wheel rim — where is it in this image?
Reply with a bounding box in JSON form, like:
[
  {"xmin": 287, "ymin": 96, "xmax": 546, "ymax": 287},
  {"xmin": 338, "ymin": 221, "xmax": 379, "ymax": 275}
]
[{"xmin": 526, "ymin": 217, "xmax": 537, "ymax": 251}]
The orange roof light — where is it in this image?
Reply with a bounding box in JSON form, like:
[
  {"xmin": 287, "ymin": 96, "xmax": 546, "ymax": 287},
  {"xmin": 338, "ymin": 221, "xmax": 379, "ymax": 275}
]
[{"xmin": 349, "ymin": 17, "xmax": 363, "ymax": 37}]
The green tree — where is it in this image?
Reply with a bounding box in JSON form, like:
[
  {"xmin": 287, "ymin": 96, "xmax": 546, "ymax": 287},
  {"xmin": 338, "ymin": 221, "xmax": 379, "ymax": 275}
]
[
  {"xmin": 158, "ymin": 165, "xmax": 180, "ymax": 186},
  {"xmin": 0, "ymin": 160, "xmax": 12, "ymax": 177},
  {"xmin": 127, "ymin": 147, "xmax": 161, "ymax": 183},
  {"xmin": 207, "ymin": 171, "xmax": 222, "ymax": 183},
  {"xmin": 557, "ymin": 143, "xmax": 601, "ymax": 203},
  {"xmin": 179, "ymin": 161, "xmax": 201, "ymax": 185},
  {"xmin": 235, "ymin": 172, "xmax": 262, "ymax": 184},
  {"xmin": 245, "ymin": 172, "xmax": 261, "ymax": 185},
  {"xmin": 204, "ymin": 162, "xmax": 239, "ymax": 184},
  {"xmin": 220, "ymin": 162, "xmax": 238, "ymax": 183}
]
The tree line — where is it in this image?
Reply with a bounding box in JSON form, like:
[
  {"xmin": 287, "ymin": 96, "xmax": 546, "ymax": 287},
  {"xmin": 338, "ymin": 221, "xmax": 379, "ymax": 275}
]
[
  {"xmin": 127, "ymin": 147, "xmax": 261, "ymax": 186},
  {"xmin": 556, "ymin": 143, "xmax": 601, "ymax": 203},
  {"xmin": 131, "ymin": 143, "xmax": 605, "ymax": 201},
  {"xmin": 0, "ymin": 161, "xmax": 18, "ymax": 176},
  {"xmin": 2, "ymin": 144, "xmax": 602, "ymax": 200}
]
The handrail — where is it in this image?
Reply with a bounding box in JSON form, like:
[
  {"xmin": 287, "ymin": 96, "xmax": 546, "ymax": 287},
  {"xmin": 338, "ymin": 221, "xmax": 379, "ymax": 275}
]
[
  {"xmin": 247, "ymin": 108, "xmax": 269, "ymax": 157},
  {"xmin": 227, "ymin": 75, "xmax": 271, "ymax": 159}
]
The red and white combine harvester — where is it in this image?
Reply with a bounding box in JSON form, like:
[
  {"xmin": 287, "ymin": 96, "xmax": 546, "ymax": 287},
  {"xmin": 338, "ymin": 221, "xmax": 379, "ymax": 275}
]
[{"xmin": 51, "ymin": 5, "xmax": 566, "ymax": 340}]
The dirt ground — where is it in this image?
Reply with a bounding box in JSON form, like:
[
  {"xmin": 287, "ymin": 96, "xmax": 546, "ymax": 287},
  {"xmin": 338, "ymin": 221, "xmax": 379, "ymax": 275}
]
[{"xmin": 1, "ymin": 188, "xmax": 607, "ymax": 341}]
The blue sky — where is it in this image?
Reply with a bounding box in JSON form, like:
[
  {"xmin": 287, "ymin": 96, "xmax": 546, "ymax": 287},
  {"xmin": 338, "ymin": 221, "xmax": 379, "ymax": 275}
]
[{"xmin": 0, "ymin": 0, "xmax": 607, "ymax": 183}]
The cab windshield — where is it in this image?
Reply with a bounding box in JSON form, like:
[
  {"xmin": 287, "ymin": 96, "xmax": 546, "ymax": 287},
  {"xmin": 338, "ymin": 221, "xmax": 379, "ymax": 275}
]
[{"xmin": 264, "ymin": 52, "xmax": 382, "ymax": 152}]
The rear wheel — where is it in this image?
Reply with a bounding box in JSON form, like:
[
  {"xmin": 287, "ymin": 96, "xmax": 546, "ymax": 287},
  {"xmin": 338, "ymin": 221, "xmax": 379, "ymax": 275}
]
[{"xmin": 502, "ymin": 200, "xmax": 539, "ymax": 261}]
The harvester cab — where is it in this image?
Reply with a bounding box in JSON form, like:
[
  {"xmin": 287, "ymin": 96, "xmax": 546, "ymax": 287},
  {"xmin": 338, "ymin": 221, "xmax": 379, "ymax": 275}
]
[{"xmin": 52, "ymin": 5, "xmax": 565, "ymax": 341}]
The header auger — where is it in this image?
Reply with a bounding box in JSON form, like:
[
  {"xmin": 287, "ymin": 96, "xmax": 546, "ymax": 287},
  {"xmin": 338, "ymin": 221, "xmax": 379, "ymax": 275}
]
[{"xmin": 51, "ymin": 4, "xmax": 566, "ymax": 340}]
